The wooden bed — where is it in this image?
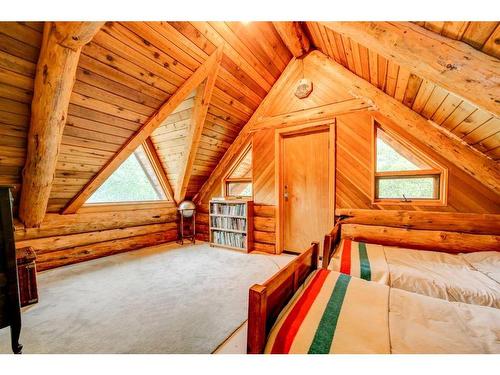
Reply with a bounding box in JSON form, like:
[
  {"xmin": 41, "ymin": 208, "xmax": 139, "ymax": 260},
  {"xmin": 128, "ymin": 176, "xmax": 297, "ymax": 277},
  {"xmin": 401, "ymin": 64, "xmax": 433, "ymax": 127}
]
[
  {"xmin": 247, "ymin": 209, "xmax": 499, "ymax": 354},
  {"xmin": 247, "ymin": 242, "xmax": 319, "ymax": 354}
]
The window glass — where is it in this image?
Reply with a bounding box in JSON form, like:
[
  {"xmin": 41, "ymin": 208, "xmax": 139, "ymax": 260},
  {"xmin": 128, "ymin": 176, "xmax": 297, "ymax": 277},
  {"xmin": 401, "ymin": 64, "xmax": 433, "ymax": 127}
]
[
  {"xmin": 227, "ymin": 182, "xmax": 252, "ymax": 197},
  {"xmin": 376, "ymin": 176, "xmax": 438, "ymax": 200},
  {"xmin": 86, "ymin": 145, "xmax": 167, "ymax": 203}
]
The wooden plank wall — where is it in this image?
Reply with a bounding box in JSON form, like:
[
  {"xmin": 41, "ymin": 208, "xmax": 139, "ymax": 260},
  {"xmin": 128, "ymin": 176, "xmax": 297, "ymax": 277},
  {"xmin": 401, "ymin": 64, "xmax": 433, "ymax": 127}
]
[
  {"xmin": 336, "ymin": 112, "xmax": 500, "ymax": 212},
  {"xmin": 0, "ymin": 22, "xmax": 43, "ymax": 212},
  {"xmin": 14, "ymin": 205, "xmax": 179, "ymax": 271},
  {"xmin": 196, "ymin": 50, "xmax": 500, "ymax": 253}
]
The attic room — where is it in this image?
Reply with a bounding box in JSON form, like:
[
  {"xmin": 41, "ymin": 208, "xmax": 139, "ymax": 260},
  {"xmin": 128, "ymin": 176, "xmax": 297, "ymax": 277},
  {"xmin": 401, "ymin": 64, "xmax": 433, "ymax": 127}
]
[{"xmin": 1, "ymin": 3, "xmax": 500, "ymax": 361}]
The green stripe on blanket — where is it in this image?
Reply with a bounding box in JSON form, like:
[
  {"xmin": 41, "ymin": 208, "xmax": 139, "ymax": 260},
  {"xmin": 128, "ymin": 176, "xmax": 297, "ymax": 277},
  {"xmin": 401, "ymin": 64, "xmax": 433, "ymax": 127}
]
[
  {"xmin": 308, "ymin": 273, "xmax": 351, "ymax": 354},
  {"xmin": 359, "ymin": 242, "xmax": 371, "ymax": 281}
]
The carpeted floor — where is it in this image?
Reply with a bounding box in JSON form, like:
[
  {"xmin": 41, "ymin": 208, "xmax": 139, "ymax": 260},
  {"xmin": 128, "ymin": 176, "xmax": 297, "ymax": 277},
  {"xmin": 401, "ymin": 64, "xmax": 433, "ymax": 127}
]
[{"xmin": 0, "ymin": 243, "xmax": 293, "ymax": 354}]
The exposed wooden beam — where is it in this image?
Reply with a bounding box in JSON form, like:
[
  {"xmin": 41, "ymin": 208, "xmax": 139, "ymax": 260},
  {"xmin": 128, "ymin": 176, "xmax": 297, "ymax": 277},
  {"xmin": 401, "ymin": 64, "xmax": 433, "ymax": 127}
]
[
  {"xmin": 273, "ymin": 22, "xmax": 311, "ymax": 57},
  {"xmin": 336, "ymin": 208, "xmax": 500, "ymax": 235},
  {"xmin": 143, "ymin": 138, "xmax": 176, "ymax": 204},
  {"xmin": 307, "ymin": 50, "xmax": 500, "ymax": 195},
  {"xmin": 320, "ymin": 22, "xmax": 500, "ymax": 116},
  {"xmin": 251, "ymin": 98, "xmax": 375, "ymax": 131},
  {"xmin": 62, "ymin": 47, "xmax": 223, "ymax": 214},
  {"xmin": 194, "ymin": 55, "xmax": 303, "ymax": 203},
  {"xmin": 19, "ymin": 22, "xmax": 104, "ymax": 228},
  {"xmin": 175, "ymin": 49, "xmax": 222, "ymax": 202},
  {"xmin": 342, "ymin": 223, "xmax": 500, "ymax": 253}
]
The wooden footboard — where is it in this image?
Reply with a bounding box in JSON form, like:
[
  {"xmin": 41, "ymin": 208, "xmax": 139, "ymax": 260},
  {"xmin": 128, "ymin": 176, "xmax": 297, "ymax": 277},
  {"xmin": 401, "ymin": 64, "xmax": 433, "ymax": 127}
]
[{"xmin": 247, "ymin": 242, "xmax": 319, "ymax": 354}]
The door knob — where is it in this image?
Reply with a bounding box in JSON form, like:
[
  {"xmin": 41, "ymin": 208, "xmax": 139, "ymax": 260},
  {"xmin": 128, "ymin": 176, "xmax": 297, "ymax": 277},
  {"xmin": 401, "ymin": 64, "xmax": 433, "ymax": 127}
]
[{"xmin": 284, "ymin": 185, "xmax": 289, "ymax": 201}]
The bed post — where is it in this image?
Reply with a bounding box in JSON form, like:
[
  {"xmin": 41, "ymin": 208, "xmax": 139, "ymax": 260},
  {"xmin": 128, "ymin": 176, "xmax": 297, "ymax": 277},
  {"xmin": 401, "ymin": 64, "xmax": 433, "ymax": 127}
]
[
  {"xmin": 311, "ymin": 242, "xmax": 319, "ymax": 270},
  {"xmin": 322, "ymin": 234, "xmax": 332, "ymax": 268},
  {"xmin": 247, "ymin": 284, "xmax": 268, "ymax": 354}
]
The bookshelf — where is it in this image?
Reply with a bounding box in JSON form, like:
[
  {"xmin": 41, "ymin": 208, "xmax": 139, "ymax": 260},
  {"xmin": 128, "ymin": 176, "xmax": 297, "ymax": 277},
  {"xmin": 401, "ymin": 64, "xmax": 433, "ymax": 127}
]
[{"xmin": 209, "ymin": 199, "xmax": 253, "ymax": 252}]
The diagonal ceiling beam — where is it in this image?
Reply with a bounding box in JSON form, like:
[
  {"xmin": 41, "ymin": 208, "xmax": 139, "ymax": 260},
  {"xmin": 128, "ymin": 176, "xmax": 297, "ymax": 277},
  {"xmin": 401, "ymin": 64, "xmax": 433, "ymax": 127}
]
[
  {"xmin": 251, "ymin": 98, "xmax": 375, "ymax": 131},
  {"xmin": 194, "ymin": 54, "xmax": 302, "ymax": 203},
  {"xmin": 19, "ymin": 21, "xmax": 104, "ymax": 228},
  {"xmin": 175, "ymin": 48, "xmax": 222, "ymax": 203},
  {"xmin": 143, "ymin": 137, "xmax": 176, "ymax": 204},
  {"xmin": 320, "ymin": 22, "xmax": 500, "ymax": 117},
  {"xmin": 307, "ymin": 50, "xmax": 500, "ymax": 195},
  {"xmin": 273, "ymin": 22, "xmax": 311, "ymax": 57},
  {"xmin": 62, "ymin": 47, "xmax": 223, "ymax": 214}
]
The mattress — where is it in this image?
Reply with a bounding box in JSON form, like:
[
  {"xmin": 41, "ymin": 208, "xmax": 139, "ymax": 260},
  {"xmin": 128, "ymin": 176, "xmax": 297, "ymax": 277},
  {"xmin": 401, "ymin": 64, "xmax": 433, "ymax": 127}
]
[
  {"xmin": 385, "ymin": 246, "xmax": 500, "ymax": 308},
  {"xmin": 264, "ymin": 269, "xmax": 500, "ymax": 354},
  {"xmin": 328, "ymin": 239, "xmax": 500, "ymax": 308}
]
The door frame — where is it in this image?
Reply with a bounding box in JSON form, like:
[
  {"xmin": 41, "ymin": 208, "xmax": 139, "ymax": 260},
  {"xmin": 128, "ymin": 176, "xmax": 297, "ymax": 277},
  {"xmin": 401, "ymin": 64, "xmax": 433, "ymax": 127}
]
[{"xmin": 275, "ymin": 121, "xmax": 336, "ymax": 254}]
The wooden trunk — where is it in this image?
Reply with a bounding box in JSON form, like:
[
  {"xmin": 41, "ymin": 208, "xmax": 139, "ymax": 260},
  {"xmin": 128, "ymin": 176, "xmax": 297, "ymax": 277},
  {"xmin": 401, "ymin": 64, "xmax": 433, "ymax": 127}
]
[{"xmin": 16, "ymin": 247, "xmax": 38, "ymax": 308}]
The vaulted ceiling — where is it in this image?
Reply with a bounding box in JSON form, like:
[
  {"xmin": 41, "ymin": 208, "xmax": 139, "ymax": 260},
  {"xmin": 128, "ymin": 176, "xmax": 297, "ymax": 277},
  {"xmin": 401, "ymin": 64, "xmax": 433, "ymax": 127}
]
[
  {"xmin": 305, "ymin": 22, "xmax": 500, "ymax": 161},
  {"xmin": 0, "ymin": 21, "xmax": 498, "ymax": 218}
]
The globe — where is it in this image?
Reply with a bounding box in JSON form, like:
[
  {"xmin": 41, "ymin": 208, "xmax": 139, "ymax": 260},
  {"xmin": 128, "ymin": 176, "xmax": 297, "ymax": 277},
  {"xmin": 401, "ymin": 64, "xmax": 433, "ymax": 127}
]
[{"xmin": 178, "ymin": 200, "xmax": 196, "ymax": 218}]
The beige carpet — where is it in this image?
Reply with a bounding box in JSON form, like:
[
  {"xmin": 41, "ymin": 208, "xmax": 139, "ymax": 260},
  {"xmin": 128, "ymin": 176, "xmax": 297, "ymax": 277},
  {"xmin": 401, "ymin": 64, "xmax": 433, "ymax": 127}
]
[{"xmin": 0, "ymin": 243, "xmax": 292, "ymax": 354}]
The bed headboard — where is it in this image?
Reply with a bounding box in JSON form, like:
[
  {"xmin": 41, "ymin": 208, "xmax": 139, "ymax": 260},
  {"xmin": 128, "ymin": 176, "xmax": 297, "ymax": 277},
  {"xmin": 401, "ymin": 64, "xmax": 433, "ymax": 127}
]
[
  {"xmin": 322, "ymin": 209, "xmax": 500, "ymax": 268},
  {"xmin": 247, "ymin": 242, "xmax": 319, "ymax": 354}
]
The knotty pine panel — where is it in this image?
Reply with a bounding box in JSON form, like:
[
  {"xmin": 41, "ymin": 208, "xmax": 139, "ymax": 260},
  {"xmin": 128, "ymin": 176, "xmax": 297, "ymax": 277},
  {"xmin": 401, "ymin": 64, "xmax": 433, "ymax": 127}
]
[{"xmin": 336, "ymin": 112, "xmax": 500, "ymax": 213}]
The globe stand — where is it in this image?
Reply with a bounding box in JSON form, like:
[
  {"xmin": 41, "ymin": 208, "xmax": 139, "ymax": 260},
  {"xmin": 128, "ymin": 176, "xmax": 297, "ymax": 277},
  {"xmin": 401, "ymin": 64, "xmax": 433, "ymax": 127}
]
[{"xmin": 177, "ymin": 209, "xmax": 196, "ymax": 245}]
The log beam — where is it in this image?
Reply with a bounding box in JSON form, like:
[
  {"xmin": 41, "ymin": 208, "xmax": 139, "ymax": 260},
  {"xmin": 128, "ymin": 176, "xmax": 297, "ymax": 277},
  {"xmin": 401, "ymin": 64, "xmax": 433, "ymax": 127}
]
[
  {"xmin": 336, "ymin": 208, "xmax": 500, "ymax": 235},
  {"xmin": 308, "ymin": 50, "xmax": 500, "ymax": 195},
  {"xmin": 19, "ymin": 22, "xmax": 103, "ymax": 228},
  {"xmin": 342, "ymin": 224, "xmax": 500, "ymax": 253},
  {"xmin": 175, "ymin": 49, "xmax": 222, "ymax": 202},
  {"xmin": 251, "ymin": 98, "xmax": 375, "ymax": 131},
  {"xmin": 273, "ymin": 22, "xmax": 311, "ymax": 57},
  {"xmin": 320, "ymin": 22, "xmax": 500, "ymax": 116},
  {"xmin": 62, "ymin": 47, "xmax": 223, "ymax": 214}
]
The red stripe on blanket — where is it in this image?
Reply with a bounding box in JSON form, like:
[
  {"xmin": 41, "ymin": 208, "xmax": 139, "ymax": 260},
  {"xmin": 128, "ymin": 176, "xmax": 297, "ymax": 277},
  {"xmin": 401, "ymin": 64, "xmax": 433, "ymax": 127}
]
[
  {"xmin": 270, "ymin": 269, "xmax": 330, "ymax": 354},
  {"xmin": 339, "ymin": 239, "xmax": 352, "ymax": 275}
]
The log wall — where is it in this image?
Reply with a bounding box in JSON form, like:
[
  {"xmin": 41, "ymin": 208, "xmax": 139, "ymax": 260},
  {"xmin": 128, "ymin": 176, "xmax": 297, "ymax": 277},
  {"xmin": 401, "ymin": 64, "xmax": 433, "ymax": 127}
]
[{"xmin": 15, "ymin": 205, "xmax": 179, "ymax": 271}]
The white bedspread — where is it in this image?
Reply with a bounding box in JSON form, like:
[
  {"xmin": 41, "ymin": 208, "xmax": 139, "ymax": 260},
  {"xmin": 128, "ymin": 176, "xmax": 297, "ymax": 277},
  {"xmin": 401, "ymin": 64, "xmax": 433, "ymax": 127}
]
[
  {"xmin": 461, "ymin": 251, "xmax": 500, "ymax": 285},
  {"xmin": 389, "ymin": 288, "xmax": 500, "ymax": 354},
  {"xmin": 384, "ymin": 247, "xmax": 500, "ymax": 308}
]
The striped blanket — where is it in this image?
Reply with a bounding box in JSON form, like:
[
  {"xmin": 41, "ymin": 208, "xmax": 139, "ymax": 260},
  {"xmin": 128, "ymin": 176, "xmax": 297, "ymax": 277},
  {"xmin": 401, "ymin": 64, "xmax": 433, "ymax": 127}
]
[
  {"xmin": 328, "ymin": 239, "xmax": 389, "ymax": 284},
  {"xmin": 265, "ymin": 269, "xmax": 390, "ymax": 354}
]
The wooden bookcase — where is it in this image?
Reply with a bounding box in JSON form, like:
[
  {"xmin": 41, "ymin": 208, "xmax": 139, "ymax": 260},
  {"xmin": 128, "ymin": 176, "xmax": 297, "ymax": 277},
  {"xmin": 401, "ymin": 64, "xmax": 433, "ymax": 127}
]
[{"xmin": 209, "ymin": 199, "xmax": 254, "ymax": 252}]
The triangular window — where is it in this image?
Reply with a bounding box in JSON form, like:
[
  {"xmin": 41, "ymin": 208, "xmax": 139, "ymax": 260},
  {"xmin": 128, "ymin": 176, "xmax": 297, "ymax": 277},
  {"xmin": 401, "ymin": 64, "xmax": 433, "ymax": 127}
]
[
  {"xmin": 373, "ymin": 123, "xmax": 447, "ymax": 204},
  {"xmin": 223, "ymin": 144, "xmax": 253, "ymax": 198},
  {"xmin": 86, "ymin": 144, "xmax": 168, "ymax": 204}
]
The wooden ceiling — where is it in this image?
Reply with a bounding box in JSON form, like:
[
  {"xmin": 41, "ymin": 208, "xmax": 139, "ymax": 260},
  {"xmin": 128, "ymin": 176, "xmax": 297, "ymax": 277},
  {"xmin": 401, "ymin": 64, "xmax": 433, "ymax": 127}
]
[
  {"xmin": 305, "ymin": 22, "xmax": 500, "ymax": 162},
  {"xmin": 415, "ymin": 22, "xmax": 500, "ymax": 58},
  {"xmin": 0, "ymin": 21, "xmax": 498, "ymax": 217}
]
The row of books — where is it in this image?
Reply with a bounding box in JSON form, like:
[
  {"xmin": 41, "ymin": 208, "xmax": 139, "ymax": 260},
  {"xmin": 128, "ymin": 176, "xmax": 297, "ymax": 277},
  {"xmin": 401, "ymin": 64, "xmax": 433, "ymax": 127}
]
[
  {"xmin": 210, "ymin": 203, "xmax": 246, "ymax": 216},
  {"xmin": 211, "ymin": 230, "xmax": 246, "ymax": 249},
  {"xmin": 211, "ymin": 217, "xmax": 247, "ymax": 231}
]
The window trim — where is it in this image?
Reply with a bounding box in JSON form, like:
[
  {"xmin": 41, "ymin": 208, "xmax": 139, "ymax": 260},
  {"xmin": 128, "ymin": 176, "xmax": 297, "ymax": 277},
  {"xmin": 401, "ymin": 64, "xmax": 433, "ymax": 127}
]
[
  {"xmin": 82, "ymin": 140, "xmax": 172, "ymax": 209},
  {"xmin": 371, "ymin": 119, "xmax": 448, "ymax": 206},
  {"xmin": 222, "ymin": 142, "xmax": 253, "ymax": 199}
]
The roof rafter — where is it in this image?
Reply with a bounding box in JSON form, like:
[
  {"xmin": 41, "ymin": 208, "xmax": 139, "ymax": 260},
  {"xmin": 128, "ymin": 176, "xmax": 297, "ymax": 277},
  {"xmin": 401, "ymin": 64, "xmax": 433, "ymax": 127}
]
[
  {"xmin": 62, "ymin": 46, "xmax": 223, "ymax": 214},
  {"xmin": 142, "ymin": 137, "xmax": 176, "ymax": 204},
  {"xmin": 320, "ymin": 21, "xmax": 500, "ymax": 117},
  {"xmin": 306, "ymin": 50, "xmax": 500, "ymax": 194},
  {"xmin": 19, "ymin": 21, "xmax": 104, "ymax": 228},
  {"xmin": 175, "ymin": 48, "xmax": 222, "ymax": 203},
  {"xmin": 273, "ymin": 22, "xmax": 311, "ymax": 57}
]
